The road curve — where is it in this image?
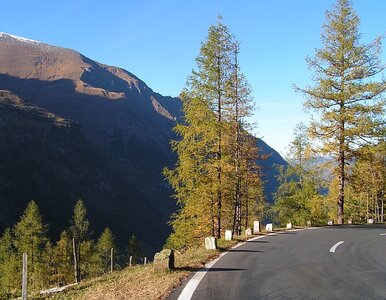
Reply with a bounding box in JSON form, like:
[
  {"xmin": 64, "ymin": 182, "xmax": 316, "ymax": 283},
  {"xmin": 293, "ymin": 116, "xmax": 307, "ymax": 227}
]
[{"xmin": 172, "ymin": 225, "xmax": 386, "ymax": 300}]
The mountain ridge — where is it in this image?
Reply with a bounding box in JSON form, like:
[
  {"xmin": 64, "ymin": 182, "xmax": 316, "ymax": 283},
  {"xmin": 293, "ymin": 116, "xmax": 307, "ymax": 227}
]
[{"xmin": 0, "ymin": 33, "xmax": 286, "ymax": 254}]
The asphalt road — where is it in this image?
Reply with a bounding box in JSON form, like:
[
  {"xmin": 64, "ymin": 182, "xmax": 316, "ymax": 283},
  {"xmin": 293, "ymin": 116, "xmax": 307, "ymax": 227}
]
[{"xmin": 172, "ymin": 225, "xmax": 386, "ymax": 300}]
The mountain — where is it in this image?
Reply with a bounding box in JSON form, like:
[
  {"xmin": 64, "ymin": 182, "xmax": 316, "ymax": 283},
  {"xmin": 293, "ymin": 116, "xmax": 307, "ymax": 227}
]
[
  {"xmin": 257, "ymin": 139, "xmax": 287, "ymax": 203},
  {"xmin": 0, "ymin": 33, "xmax": 286, "ymax": 253}
]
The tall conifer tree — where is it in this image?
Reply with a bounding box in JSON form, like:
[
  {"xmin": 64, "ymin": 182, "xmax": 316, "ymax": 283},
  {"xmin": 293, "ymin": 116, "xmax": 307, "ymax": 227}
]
[
  {"xmin": 273, "ymin": 124, "xmax": 328, "ymax": 225},
  {"xmin": 0, "ymin": 228, "xmax": 19, "ymax": 298},
  {"xmin": 165, "ymin": 18, "xmax": 261, "ymax": 247},
  {"xmin": 296, "ymin": 0, "xmax": 385, "ymax": 223},
  {"xmin": 51, "ymin": 230, "xmax": 73, "ymax": 286},
  {"xmin": 96, "ymin": 228, "xmax": 116, "ymax": 274},
  {"xmin": 165, "ymin": 17, "xmax": 235, "ymax": 243},
  {"xmin": 69, "ymin": 199, "xmax": 93, "ymax": 280},
  {"xmin": 226, "ymin": 42, "xmax": 256, "ymax": 235},
  {"xmin": 13, "ymin": 200, "xmax": 49, "ymax": 290}
]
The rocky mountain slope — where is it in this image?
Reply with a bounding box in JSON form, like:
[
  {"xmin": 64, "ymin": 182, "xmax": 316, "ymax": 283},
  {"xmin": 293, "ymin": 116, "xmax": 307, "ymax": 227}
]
[{"xmin": 0, "ymin": 33, "xmax": 286, "ymax": 253}]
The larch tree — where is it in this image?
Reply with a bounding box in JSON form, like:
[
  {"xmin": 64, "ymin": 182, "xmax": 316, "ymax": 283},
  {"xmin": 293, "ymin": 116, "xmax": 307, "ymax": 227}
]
[
  {"xmin": 273, "ymin": 124, "xmax": 328, "ymax": 226},
  {"xmin": 296, "ymin": 0, "xmax": 386, "ymax": 224},
  {"xmin": 164, "ymin": 17, "xmax": 236, "ymax": 244},
  {"xmin": 70, "ymin": 199, "xmax": 90, "ymax": 243},
  {"xmin": 197, "ymin": 17, "xmax": 235, "ymax": 238},
  {"xmin": 226, "ymin": 42, "xmax": 256, "ymax": 235},
  {"xmin": 127, "ymin": 234, "xmax": 142, "ymax": 263},
  {"xmin": 69, "ymin": 199, "xmax": 93, "ymax": 280},
  {"xmin": 165, "ymin": 18, "xmax": 262, "ymax": 247},
  {"xmin": 349, "ymin": 141, "xmax": 385, "ymax": 222},
  {"xmin": 96, "ymin": 228, "xmax": 116, "ymax": 274},
  {"xmin": 0, "ymin": 228, "xmax": 19, "ymax": 298},
  {"xmin": 13, "ymin": 200, "xmax": 49, "ymax": 291},
  {"xmin": 163, "ymin": 91, "xmax": 218, "ymax": 247},
  {"xmin": 239, "ymin": 132, "xmax": 265, "ymax": 230},
  {"xmin": 51, "ymin": 230, "xmax": 73, "ymax": 286}
]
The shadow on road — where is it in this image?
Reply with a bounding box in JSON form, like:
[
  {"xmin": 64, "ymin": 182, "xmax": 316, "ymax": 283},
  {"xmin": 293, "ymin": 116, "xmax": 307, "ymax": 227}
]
[
  {"xmin": 246, "ymin": 240, "xmax": 269, "ymax": 243},
  {"xmin": 325, "ymin": 224, "xmax": 386, "ymax": 230},
  {"xmin": 174, "ymin": 267, "xmax": 246, "ymax": 272},
  {"xmin": 228, "ymin": 249, "xmax": 263, "ymax": 253}
]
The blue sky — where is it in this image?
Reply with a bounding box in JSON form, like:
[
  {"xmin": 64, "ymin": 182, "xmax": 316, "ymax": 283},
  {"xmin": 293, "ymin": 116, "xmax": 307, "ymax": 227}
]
[{"xmin": 1, "ymin": 0, "xmax": 385, "ymax": 155}]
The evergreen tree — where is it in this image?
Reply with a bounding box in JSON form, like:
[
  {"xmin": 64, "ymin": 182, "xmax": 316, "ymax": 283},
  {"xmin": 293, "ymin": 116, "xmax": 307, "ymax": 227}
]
[
  {"xmin": 70, "ymin": 199, "xmax": 90, "ymax": 242},
  {"xmin": 0, "ymin": 228, "xmax": 19, "ymax": 298},
  {"xmin": 127, "ymin": 234, "xmax": 141, "ymax": 263},
  {"xmin": 165, "ymin": 18, "xmax": 262, "ymax": 247},
  {"xmin": 51, "ymin": 230, "xmax": 73, "ymax": 286},
  {"xmin": 226, "ymin": 42, "xmax": 258, "ymax": 235},
  {"xmin": 69, "ymin": 199, "xmax": 93, "ymax": 281},
  {"xmin": 240, "ymin": 133, "xmax": 266, "ymax": 230},
  {"xmin": 194, "ymin": 17, "xmax": 235, "ymax": 238},
  {"xmin": 273, "ymin": 124, "xmax": 328, "ymax": 226},
  {"xmin": 12, "ymin": 201, "xmax": 49, "ymax": 291},
  {"xmin": 296, "ymin": 0, "xmax": 386, "ymax": 224},
  {"xmin": 96, "ymin": 228, "xmax": 116, "ymax": 274},
  {"xmin": 348, "ymin": 141, "xmax": 385, "ymax": 222},
  {"xmin": 164, "ymin": 17, "xmax": 236, "ymax": 245}
]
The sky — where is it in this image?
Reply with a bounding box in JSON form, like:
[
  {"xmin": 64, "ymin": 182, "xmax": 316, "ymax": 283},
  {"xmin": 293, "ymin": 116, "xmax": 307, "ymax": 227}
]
[{"xmin": 1, "ymin": 0, "xmax": 385, "ymax": 156}]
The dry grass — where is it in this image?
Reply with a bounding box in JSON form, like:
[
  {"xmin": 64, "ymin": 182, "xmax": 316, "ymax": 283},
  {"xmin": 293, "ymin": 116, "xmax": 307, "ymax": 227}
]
[{"xmin": 45, "ymin": 233, "xmax": 276, "ymax": 300}]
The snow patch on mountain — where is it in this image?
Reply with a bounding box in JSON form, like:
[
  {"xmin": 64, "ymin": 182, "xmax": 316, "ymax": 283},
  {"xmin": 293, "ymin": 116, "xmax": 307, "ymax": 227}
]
[
  {"xmin": 0, "ymin": 32, "xmax": 51, "ymax": 50},
  {"xmin": 0, "ymin": 32, "xmax": 40, "ymax": 43}
]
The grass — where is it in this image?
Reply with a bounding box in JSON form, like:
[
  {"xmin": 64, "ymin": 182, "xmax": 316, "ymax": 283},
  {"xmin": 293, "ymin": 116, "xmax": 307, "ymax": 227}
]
[{"xmin": 43, "ymin": 231, "xmax": 283, "ymax": 300}]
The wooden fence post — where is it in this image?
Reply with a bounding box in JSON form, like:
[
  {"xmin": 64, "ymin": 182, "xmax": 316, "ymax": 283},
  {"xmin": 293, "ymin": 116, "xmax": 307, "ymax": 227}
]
[
  {"xmin": 72, "ymin": 238, "xmax": 80, "ymax": 283},
  {"xmin": 110, "ymin": 248, "xmax": 114, "ymax": 273},
  {"xmin": 22, "ymin": 253, "xmax": 27, "ymax": 300}
]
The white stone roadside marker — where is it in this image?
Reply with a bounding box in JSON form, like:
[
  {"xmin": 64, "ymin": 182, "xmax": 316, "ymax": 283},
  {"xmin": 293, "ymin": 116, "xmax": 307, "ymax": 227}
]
[
  {"xmin": 204, "ymin": 237, "xmax": 217, "ymax": 250},
  {"xmin": 225, "ymin": 230, "xmax": 232, "ymax": 241},
  {"xmin": 253, "ymin": 221, "xmax": 260, "ymax": 234}
]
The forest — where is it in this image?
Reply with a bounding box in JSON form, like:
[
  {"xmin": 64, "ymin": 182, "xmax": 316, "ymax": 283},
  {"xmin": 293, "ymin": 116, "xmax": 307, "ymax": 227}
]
[{"xmin": 0, "ymin": 200, "xmax": 142, "ymax": 298}]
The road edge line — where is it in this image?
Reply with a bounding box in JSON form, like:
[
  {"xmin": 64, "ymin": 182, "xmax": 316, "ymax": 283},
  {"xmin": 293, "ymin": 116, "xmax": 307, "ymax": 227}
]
[{"xmin": 177, "ymin": 227, "xmax": 317, "ymax": 300}]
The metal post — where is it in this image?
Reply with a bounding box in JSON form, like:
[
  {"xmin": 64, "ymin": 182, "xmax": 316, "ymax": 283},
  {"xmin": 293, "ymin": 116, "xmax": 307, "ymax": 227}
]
[{"xmin": 129, "ymin": 256, "xmax": 132, "ymax": 267}]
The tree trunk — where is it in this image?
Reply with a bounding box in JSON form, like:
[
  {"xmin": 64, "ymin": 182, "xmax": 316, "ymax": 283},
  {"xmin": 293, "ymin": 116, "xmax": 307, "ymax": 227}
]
[
  {"xmin": 337, "ymin": 107, "xmax": 345, "ymax": 224},
  {"xmin": 232, "ymin": 46, "xmax": 242, "ymax": 236},
  {"xmin": 216, "ymin": 56, "xmax": 222, "ymax": 239},
  {"xmin": 337, "ymin": 149, "xmax": 345, "ymax": 224},
  {"xmin": 211, "ymin": 194, "xmax": 215, "ymax": 237},
  {"xmin": 245, "ymin": 179, "xmax": 249, "ymax": 230},
  {"xmin": 72, "ymin": 238, "xmax": 80, "ymax": 283},
  {"xmin": 216, "ymin": 143, "xmax": 222, "ymax": 239},
  {"xmin": 366, "ymin": 192, "xmax": 369, "ymax": 221}
]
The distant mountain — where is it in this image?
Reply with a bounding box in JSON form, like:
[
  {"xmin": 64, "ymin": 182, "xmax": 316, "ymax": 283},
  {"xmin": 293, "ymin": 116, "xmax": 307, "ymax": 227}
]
[
  {"xmin": 257, "ymin": 139, "xmax": 288, "ymax": 203},
  {"xmin": 0, "ymin": 33, "xmax": 286, "ymax": 253}
]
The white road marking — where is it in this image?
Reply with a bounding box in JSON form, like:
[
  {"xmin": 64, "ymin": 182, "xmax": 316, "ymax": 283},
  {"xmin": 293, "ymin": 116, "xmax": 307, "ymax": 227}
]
[
  {"xmin": 329, "ymin": 241, "xmax": 344, "ymax": 253},
  {"xmin": 177, "ymin": 254, "xmax": 223, "ymax": 300},
  {"xmin": 177, "ymin": 235, "xmax": 266, "ymax": 300},
  {"xmin": 177, "ymin": 227, "xmax": 318, "ymax": 300},
  {"xmin": 380, "ymin": 233, "xmax": 386, "ymax": 236},
  {"xmin": 232, "ymin": 242, "xmax": 246, "ymax": 249}
]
